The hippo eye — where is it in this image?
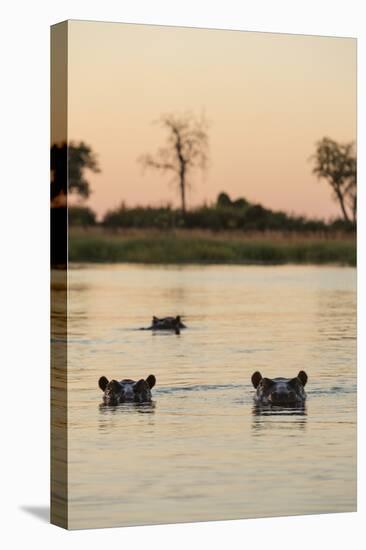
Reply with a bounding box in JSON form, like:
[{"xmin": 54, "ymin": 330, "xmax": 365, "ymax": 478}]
[
  {"xmin": 289, "ymin": 378, "xmax": 300, "ymax": 389},
  {"xmin": 261, "ymin": 378, "xmax": 274, "ymax": 389}
]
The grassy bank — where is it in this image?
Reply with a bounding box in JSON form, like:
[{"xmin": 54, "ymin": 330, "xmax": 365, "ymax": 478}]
[{"xmin": 69, "ymin": 228, "xmax": 356, "ymax": 266}]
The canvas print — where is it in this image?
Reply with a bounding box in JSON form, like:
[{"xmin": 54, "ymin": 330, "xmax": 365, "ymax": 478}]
[{"xmin": 51, "ymin": 20, "xmax": 357, "ymax": 530}]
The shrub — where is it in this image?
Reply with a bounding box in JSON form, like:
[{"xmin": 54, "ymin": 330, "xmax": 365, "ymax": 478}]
[{"xmin": 68, "ymin": 206, "xmax": 96, "ymax": 226}]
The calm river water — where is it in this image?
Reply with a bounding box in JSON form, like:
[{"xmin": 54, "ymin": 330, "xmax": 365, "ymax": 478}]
[{"xmin": 64, "ymin": 264, "xmax": 356, "ymax": 529}]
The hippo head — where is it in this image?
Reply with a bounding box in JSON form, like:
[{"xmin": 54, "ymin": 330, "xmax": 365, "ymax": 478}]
[
  {"xmin": 98, "ymin": 375, "xmax": 156, "ymax": 405},
  {"xmin": 151, "ymin": 315, "xmax": 185, "ymax": 334},
  {"xmin": 251, "ymin": 371, "xmax": 308, "ymax": 406}
]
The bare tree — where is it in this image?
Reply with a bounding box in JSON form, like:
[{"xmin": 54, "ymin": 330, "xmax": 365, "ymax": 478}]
[
  {"xmin": 311, "ymin": 137, "xmax": 357, "ymax": 223},
  {"xmin": 139, "ymin": 113, "xmax": 209, "ymax": 215}
]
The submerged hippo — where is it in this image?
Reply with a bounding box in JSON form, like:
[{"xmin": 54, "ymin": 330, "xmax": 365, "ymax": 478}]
[
  {"xmin": 98, "ymin": 374, "xmax": 156, "ymax": 405},
  {"xmin": 251, "ymin": 370, "xmax": 308, "ymax": 406},
  {"xmin": 142, "ymin": 315, "xmax": 187, "ymax": 334}
]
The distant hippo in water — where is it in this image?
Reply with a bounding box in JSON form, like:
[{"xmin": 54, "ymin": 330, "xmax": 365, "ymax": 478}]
[
  {"xmin": 99, "ymin": 374, "xmax": 156, "ymax": 405},
  {"xmin": 251, "ymin": 371, "xmax": 308, "ymax": 406},
  {"xmin": 142, "ymin": 316, "xmax": 187, "ymax": 334}
]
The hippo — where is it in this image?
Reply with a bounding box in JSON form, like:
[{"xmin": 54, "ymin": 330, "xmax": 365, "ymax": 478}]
[
  {"xmin": 98, "ymin": 374, "xmax": 156, "ymax": 405},
  {"xmin": 251, "ymin": 370, "xmax": 308, "ymax": 406},
  {"xmin": 142, "ymin": 315, "xmax": 187, "ymax": 334}
]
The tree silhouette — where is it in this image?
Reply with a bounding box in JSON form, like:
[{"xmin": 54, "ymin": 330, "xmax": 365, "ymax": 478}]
[
  {"xmin": 312, "ymin": 137, "xmax": 356, "ymax": 223},
  {"xmin": 139, "ymin": 113, "xmax": 209, "ymax": 215},
  {"xmin": 51, "ymin": 141, "xmax": 100, "ymax": 204},
  {"xmin": 50, "ymin": 141, "xmax": 100, "ymax": 266}
]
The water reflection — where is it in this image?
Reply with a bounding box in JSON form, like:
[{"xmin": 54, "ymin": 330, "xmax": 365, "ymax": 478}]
[
  {"xmin": 98, "ymin": 402, "xmax": 156, "ymax": 430},
  {"xmin": 251, "ymin": 403, "xmax": 307, "ymax": 434},
  {"xmin": 252, "ymin": 403, "xmax": 307, "ymax": 416},
  {"xmin": 67, "ymin": 265, "xmax": 356, "ymax": 528}
]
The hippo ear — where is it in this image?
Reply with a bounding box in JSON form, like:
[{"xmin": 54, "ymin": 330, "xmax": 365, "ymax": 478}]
[
  {"xmin": 98, "ymin": 376, "xmax": 109, "ymax": 391},
  {"xmin": 146, "ymin": 374, "xmax": 156, "ymax": 389},
  {"xmin": 134, "ymin": 379, "xmax": 148, "ymax": 393},
  {"xmin": 297, "ymin": 370, "xmax": 308, "ymax": 387},
  {"xmin": 251, "ymin": 371, "xmax": 262, "ymax": 388}
]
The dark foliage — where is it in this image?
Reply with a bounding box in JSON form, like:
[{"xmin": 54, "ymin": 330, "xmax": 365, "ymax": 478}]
[
  {"xmin": 101, "ymin": 193, "xmax": 355, "ymax": 233},
  {"xmin": 68, "ymin": 206, "xmax": 97, "ymax": 226},
  {"xmin": 51, "ymin": 141, "xmax": 100, "ymax": 201}
]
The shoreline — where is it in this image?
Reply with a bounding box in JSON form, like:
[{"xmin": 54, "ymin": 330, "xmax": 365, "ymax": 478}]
[{"xmin": 68, "ymin": 228, "xmax": 356, "ymax": 266}]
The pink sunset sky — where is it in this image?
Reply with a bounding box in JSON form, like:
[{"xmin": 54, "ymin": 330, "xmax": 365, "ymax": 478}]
[{"xmin": 65, "ymin": 21, "xmax": 356, "ymax": 220}]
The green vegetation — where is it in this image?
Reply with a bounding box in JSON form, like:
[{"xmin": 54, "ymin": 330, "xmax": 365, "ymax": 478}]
[
  {"xmin": 52, "ymin": 133, "xmax": 357, "ymax": 267},
  {"xmin": 68, "ymin": 192, "xmax": 356, "ymax": 266},
  {"xmin": 69, "ymin": 228, "xmax": 356, "ymax": 266},
  {"xmin": 101, "ymin": 193, "xmax": 355, "ymax": 233},
  {"xmin": 68, "ymin": 206, "xmax": 96, "ymax": 226}
]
